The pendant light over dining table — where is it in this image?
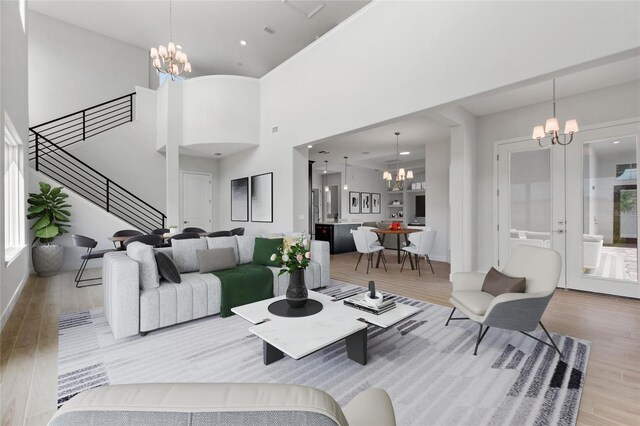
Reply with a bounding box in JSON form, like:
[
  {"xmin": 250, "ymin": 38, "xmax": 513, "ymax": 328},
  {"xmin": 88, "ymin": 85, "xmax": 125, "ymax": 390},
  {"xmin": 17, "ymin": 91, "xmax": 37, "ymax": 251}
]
[
  {"xmin": 150, "ymin": 0, "xmax": 192, "ymax": 80},
  {"xmin": 383, "ymin": 132, "xmax": 413, "ymax": 190}
]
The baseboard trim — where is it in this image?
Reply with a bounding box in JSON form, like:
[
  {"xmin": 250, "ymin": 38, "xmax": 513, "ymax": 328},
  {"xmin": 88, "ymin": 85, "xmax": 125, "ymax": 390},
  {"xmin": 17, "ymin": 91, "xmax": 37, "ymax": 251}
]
[{"xmin": 0, "ymin": 274, "xmax": 29, "ymax": 331}]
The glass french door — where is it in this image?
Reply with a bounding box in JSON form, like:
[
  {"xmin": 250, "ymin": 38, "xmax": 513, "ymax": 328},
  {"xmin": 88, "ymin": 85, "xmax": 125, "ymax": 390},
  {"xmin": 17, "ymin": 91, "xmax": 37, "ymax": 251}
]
[{"xmin": 498, "ymin": 121, "xmax": 640, "ymax": 298}]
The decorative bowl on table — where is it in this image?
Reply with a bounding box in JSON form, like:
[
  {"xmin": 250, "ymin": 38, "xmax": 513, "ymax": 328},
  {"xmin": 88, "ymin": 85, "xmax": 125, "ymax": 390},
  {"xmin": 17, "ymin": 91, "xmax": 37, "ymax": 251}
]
[
  {"xmin": 365, "ymin": 291, "xmax": 385, "ymax": 308},
  {"xmin": 389, "ymin": 222, "xmax": 402, "ymax": 231}
]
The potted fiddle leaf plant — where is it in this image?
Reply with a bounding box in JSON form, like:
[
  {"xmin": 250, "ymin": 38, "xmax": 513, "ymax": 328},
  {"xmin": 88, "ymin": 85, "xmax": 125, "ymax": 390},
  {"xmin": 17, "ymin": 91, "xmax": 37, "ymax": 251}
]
[{"xmin": 27, "ymin": 182, "xmax": 71, "ymax": 277}]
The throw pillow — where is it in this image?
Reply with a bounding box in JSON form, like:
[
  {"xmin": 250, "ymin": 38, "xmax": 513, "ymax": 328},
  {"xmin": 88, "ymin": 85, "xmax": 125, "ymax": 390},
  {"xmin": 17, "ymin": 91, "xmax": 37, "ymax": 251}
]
[
  {"xmin": 197, "ymin": 248, "xmax": 237, "ymax": 273},
  {"xmin": 155, "ymin": 251, "xmax": 181, "ymax": 284},
  {"xmin": 171, "ymin": 238, "xmax": 207, "ymax": 273},
  {"xmin": 126, "ymin": 242, "xmax": 160, "ymax": 290},
  {"xmin": 206, "ymin": 236, "xmax": 240, "ymax": 264},
  {"xmin": 236, "ymin": 235, "xmax": 256, "ymax": 264},
  {"xmin": 481, "ymin": 267, "xmax": 526, "ymax": 297},
  {"xmin": 253, "ymin": 237, "xmax": 283, "ymax": 267}
]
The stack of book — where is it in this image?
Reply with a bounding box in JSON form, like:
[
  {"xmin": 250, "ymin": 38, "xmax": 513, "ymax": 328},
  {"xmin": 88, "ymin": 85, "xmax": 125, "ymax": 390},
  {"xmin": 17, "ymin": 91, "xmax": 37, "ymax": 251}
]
[{"xmin": 344, "ymin": 293, "xmax": 396, "ymax": 315}]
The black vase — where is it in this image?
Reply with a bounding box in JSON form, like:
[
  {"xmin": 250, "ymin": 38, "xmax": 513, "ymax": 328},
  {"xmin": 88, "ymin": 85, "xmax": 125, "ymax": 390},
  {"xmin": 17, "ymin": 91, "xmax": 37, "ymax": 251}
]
[{"xmin": 286, "ymin": 268, "xmax": 308, "ymax": 308}]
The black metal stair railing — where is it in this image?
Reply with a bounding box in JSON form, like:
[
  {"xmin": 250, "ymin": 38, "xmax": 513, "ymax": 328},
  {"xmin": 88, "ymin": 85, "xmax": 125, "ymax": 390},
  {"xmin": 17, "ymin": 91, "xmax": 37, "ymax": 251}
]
[
  {"xmin": 28, "ymin": 92, "xmax": 135, "ymax": 160},
  {"xmin": 31, "ymin": 132, "xmax": 166, "ymax": 233}
]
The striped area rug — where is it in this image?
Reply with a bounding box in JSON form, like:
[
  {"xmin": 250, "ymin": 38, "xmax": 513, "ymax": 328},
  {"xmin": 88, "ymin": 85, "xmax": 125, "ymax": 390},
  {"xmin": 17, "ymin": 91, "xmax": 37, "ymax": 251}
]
[{"xmin": 57, "ymin": 281, "xmax": 590, "ymax": 425}]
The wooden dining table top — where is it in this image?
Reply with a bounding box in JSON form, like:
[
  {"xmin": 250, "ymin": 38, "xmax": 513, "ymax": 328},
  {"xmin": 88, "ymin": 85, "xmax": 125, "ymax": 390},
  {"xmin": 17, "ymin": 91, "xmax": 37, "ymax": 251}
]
[{"xmin": 370, "ymin": 228, "xmax": 422, "ymax": 235}]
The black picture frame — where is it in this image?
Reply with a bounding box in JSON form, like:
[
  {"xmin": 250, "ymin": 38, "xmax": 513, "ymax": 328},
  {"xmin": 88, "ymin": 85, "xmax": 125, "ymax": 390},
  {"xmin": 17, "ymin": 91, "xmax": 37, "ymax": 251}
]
[
  {"xmin": 251, "ymin": 172, "xmax": 273, "ymax": 223},
  {"xmin": 361, "ymin": 192, "xmax": 371, "ymax": 214},
  {"xmin": 349, "ymin": 191, "xmax": 361, "ymax": 214},
  {"xmin": 230, "ymin": 177, "xmax": 249, "ymax": 222},
  {"xmin": 371, "ymin": 193, "xmax": 381, "ymax": 214}
]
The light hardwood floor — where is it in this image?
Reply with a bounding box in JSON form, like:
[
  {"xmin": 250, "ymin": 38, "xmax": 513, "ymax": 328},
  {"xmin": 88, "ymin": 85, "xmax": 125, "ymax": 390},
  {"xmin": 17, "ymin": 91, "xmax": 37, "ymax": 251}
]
[{"xmin": 1, "ymin": 253, "xmax": 638, "ymax": 425}]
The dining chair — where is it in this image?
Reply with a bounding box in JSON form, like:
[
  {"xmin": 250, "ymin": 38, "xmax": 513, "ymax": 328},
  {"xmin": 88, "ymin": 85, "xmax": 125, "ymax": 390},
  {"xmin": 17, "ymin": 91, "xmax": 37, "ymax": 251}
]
[
  {"xmin": 112, "ymin": 229, "xmax": 144, "ymax": 249},
  {"xmin": 169, "ymin": 232, "xmax": 201, "ymax": 245},
  {"xmin": 230, "ymin": 227, "xmax": 245, "ymax": 236},
  {"xmin": 401, "ymin": 229, "xmax": 437, "ymax": 276},
  {"xmin": 208, "ymin": 230, "xmax": 233, "ymax": 238},
  {"xmin": 123, "ymin": 234, "xmax": 162, "ymax": 249},
  {"xmin": 71, "ymin": 234, "xmax": 115, "ymax": 288},
  {"xmin": 183, "ymin": 227, "xmax": 206, "ymax": 234},
  {"xmin": 357, "ymin": 226, "xmax": 381, "ymax": 246},
  {"xmin": 151, "ymin": 228, "xmax": 170, "ymax": 235},
  {"xmin": 351, "ymin": 229, "xmax": 386, "ymax": 273}
]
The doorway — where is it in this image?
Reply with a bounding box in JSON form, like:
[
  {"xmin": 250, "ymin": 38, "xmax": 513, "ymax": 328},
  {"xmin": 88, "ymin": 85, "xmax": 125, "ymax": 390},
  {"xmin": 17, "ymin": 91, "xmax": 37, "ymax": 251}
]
[
  {"xmin": 181, "ymin": 171, "xmax": 212, "ymax": 231},
  {"xmin": 497, "ymin": 121, "xmax": 640, "ymax": 298}
]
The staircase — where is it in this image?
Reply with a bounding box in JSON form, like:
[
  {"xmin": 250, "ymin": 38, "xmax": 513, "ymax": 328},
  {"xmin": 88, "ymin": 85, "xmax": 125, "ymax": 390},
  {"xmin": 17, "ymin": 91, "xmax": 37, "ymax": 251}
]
[{"xmin": 29, "ymin": 93, "xmax": 166, "ymax": 233}]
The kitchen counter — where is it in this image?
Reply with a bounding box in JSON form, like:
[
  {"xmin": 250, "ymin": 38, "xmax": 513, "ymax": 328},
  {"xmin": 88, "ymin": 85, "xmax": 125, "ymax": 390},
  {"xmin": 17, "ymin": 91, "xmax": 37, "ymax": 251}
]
[
  {"xmin": 316, "ymin": 222, "xmax": 362, "ymax": 226},
  {"xmin": 314, "ymin": 223, "xmax": 360, "ymax": 254}
]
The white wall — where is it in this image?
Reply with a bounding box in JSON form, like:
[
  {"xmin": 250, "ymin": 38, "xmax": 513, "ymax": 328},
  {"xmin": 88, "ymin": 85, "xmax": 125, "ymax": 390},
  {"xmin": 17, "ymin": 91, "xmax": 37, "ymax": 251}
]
[
  {"xmin": 425, "ymin": 140, "xmax": 450, "ymax": 262},
  {"xmin": 476, "ymin": 81, "xmax": 640, "ymax": 270},
  {"xmin": 182, "ymin": 76, "xmax": 259, "ymax": 147},
  {"xmin": 28, "ymin": 11, "xmax": 149, "ymax": 125},
  {"xmin": 341, "ymin": 165, "xmax": 388, "ymax": 223},
  {"xmin": 1, "ymin": 0, "xmax": 30, "ymax": 329},
  {"xmin": 69, "ymin": 87, "xmax": 166, "ymax": 213},
  {"xmin": 29, "ymin": 170, "xmax": 138, "ymax": 271}
]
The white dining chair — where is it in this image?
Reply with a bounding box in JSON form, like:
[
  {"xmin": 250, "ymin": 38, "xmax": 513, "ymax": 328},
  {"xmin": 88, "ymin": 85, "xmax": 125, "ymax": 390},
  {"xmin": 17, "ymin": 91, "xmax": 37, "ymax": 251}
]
[
  {"xmin": 351, "ymin": 229, "xmax": 387, "ymax": 273},
  {"xmin": 401, "ymin": 229, "xmax": 437, "ymax": 276}
]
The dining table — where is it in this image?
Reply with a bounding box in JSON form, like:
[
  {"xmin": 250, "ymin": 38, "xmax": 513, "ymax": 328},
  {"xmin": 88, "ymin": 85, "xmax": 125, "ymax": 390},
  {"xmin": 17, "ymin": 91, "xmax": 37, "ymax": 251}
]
[{"xmin": 369, "ymin": 228, "xmax": 422, "ymax": 269}]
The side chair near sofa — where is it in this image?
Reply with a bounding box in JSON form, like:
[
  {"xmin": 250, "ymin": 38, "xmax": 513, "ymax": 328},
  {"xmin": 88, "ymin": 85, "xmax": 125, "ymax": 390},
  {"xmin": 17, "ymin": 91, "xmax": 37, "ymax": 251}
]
[
  {"xmin": 71, "ymin": 234, "xmax": 115, "ymax": 288},
  {"xmin": 445, "ymin": 244, "xmax": 563, "ymax": 357},
  {"xmin": 48, "ymin": 383, "xmax": 396, "ymax": 426},
  {"xmin": 111, "ymin": 229, "xmax": 143, "ymax": 249}
]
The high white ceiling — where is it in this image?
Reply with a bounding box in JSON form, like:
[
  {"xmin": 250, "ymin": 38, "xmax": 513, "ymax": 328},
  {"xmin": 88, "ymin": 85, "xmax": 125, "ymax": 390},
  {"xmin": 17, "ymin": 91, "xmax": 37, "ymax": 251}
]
[{"xmin": 29, "ymin": 0, "xmax": 370, "ymax": 78}]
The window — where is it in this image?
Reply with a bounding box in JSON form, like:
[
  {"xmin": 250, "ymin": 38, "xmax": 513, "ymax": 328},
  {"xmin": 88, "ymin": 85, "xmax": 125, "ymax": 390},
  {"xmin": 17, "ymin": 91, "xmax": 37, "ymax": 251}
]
[{"xmin": 4, "ymin": 115, "xmax": 25, "ymax": 263}]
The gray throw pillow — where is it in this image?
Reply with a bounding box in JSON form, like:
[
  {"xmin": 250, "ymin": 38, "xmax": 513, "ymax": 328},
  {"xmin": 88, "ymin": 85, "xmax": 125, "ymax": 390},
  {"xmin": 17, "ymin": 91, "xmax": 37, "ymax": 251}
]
[
  {"xmin": 197, "ymin": 248, "xmax": 237, "ymax": 273},
  {"xmin": 206, "ymin": 236, "xmax": 240, "ymax": 264},
  {"xmin": 155, "ymin": 251, "xmax": 181, "ymax": 284},
  {"xmin": 126, "ymin": 242, "xmax": 160, "ymax": 290},
  {"xmin": 481, "ymin": 267, "xmax": 526, "ymax": 297},
  {"xmin": 235, "ymin": 235, "xmax": 256, "ymax": 264},
  {"xmin": 171, "ymin": 238, "xmax": 207, "ymax": 273}
]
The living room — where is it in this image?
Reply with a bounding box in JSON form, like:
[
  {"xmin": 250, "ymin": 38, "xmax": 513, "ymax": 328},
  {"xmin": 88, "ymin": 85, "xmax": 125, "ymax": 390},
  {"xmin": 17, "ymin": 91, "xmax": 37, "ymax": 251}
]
[{"xmin": 1, "ymin": 1, "xmax": 639, "ymax": 425}]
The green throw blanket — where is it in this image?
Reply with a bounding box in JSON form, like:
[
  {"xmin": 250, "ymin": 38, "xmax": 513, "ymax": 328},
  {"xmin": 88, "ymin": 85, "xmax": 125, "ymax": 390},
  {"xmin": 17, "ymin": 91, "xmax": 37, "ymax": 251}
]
[{"xmin": 212, "ymin": 264, "xmax": 274, "ymax": 317}]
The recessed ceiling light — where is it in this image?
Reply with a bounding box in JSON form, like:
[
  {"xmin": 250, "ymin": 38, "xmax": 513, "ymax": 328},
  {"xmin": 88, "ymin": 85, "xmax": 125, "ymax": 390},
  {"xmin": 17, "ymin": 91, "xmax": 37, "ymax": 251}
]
[
  {"xmin": 307, "ymin": 145, "xmax": 313, "ymax": 148},
  {"xmin": 613, "ymin": 140, "xmax": 621, "ymax": 144},
  {"xmin": 400, "ymin": 151, "xmax": 410, "ymax": 155},
  {"xmin": 240, "ymin": 40, "xmax": 247, "ymax": 46}
]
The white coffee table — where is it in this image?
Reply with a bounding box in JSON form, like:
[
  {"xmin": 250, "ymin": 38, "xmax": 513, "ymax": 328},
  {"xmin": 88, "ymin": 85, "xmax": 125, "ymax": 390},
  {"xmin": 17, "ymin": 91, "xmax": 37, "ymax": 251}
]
[{"xmin": 232, "ymin": 291, "xmax": 420, "ymax": 365}]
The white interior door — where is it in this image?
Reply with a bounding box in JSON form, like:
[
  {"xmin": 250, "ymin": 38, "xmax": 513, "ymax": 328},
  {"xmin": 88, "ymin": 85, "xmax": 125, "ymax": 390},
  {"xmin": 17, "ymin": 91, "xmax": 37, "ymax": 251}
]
[
  {"xmin": 181, "ymin": 171, "xmax": 212, "ymax": 231},
  {"xmin": 498, "ymin": 121, "xmax": 640, "ymax": 298}
]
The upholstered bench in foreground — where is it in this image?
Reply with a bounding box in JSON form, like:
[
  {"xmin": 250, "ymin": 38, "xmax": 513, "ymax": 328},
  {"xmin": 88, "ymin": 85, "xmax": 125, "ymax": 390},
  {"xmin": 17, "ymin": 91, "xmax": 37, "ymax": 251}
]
[{"xmin": 48, "ymin": 383, "xmax": 396, "ymax": 426}]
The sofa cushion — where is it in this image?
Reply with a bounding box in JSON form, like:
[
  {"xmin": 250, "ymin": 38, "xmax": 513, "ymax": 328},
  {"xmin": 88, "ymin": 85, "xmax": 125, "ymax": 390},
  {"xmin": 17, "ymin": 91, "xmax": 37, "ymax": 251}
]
[
  {"xmin": 126, "ymin": 242, "xmax": 160, "ymax": 290},
  {"xmin": 481, "ymin": 267, "xmax": 526, "ymax": 297},
  {"xmin": 253, "ymin": 237, "xmax": 283, "ymax": 267},
  {"xmin": 206, "ymin": 236, "xmax": 239, "ymax": 264},
  {"xmin": 172, "ymin": 238, "xmax": 207, "ymax": 273},
  {"xmin": 451, "ymin": 291, "xmax": 495, "ymax": 316},
  {"xmin": 155, "ymin": 251, "xmax": 181, "ymax": 284},
  {"xmin": 236, "ymin": 235, "xmax": 256, "ymax": 264},
  {"xmin": 197, "ymin": 248, "xmax": 237, "ymax": 273}
]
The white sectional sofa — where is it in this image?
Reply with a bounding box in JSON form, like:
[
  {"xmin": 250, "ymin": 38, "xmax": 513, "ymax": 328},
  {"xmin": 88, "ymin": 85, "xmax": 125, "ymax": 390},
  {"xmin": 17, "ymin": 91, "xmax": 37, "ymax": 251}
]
[{"xmin": 103, "ymin": 235, "xmax": 330, "ymax": 339}]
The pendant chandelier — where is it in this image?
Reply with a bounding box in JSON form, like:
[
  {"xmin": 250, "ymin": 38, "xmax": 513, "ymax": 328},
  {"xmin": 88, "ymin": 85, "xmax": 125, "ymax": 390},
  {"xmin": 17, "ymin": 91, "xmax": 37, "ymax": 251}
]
[
  {"xmin": 532, "ymin": 79, "xmax": 578, "ymax": 147},
  {"xmin": 150, "ymin": 0, "xmax": 192, "ymax": 80},
  {"xmin": 383, "ymin": 132, "xmax": 413, "ymax": 191}
]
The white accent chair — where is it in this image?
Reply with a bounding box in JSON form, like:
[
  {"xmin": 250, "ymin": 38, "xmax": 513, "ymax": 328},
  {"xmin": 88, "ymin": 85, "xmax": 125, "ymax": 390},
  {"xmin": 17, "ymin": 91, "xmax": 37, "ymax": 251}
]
[
  {"xmin": 357, "ymin": 226, "xmax": 381, "ymax": 246},
  {"xmin": 445, "ymin": 244, "xmax": 563, "ymax": 357},
  {"xmin": 401, "ymin": 229, "xmax": 437, "ymax": 276},
  {"xmin": 351, "ymin": 229, "xmax": 387, "ymax": 273}
]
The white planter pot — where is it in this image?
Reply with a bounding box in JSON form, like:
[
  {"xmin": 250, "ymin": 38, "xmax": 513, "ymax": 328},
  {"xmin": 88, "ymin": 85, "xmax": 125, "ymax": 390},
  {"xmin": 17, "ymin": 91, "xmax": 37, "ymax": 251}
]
[{"xmin": 32, "ymin": 245, "xmax": 64, "ymax": 277}]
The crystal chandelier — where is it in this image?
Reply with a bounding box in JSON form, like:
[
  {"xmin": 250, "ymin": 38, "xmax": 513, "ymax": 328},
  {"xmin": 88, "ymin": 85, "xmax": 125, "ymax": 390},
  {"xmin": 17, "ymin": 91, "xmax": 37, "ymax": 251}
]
[
  {"xmin": 149, "ymin": 0, "xmax": 192, "ymax": 80},
  {"xmin": 532, "ymin": 79, "xmax": 578, "ymax": 147},
  {"xmin": 383, "ymin": 132, "xmax": 413, "ymax": 191}
]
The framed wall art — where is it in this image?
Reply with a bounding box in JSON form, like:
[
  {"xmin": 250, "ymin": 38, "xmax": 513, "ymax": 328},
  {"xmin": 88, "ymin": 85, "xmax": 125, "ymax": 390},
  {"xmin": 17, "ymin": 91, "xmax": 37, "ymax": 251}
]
[
  {"xmin": 361, "ymin": 192, "xmax": 371, "ymax": 214},
  {"xmin": 251, "ymin": 172, "xmax": 273, "ymax": 223},
  {"xmin": 371, "ymin": 193, "xmax": 381, "ymax": 214},
  {"xmin": 230, "ymin": 177, "xmax": 249, "ymax": 222},
  {"xmin": 349, "ymin": 191, "xmax": 361, "ymax": 214}
]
